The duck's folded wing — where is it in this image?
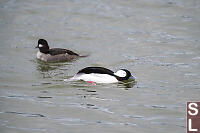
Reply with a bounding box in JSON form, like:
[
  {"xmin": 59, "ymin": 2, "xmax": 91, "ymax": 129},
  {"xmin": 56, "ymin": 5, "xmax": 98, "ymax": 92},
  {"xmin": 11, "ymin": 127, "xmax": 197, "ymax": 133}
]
[
  {"xmin": 48, "ymin": 48, "xmax": 79, "ymax": 56},
  {"xmin": 77, "ymin": 67, "xmax": 114, "ymax": 75}
]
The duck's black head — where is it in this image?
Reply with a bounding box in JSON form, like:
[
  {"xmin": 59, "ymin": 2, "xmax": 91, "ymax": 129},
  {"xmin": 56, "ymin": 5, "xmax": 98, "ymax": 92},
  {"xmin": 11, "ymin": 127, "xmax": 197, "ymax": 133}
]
[
  {"xmin": 114, "ymin": 69, "xmax": 135, "ymax": 81},
  {"xmin": 36, "ymin": 39, "xmax": 49, "ymax": 54}
]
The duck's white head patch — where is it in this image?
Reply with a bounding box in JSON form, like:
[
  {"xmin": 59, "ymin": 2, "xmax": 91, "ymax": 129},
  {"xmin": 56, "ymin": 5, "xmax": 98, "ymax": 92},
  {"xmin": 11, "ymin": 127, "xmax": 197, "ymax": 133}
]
[
  {"xmin": 38, "ymin": 44, "xmax": 43, "ymax": 48},
  {"xmin": 114, "ymin": 70, "xmax": 127, "ymax": 77}
]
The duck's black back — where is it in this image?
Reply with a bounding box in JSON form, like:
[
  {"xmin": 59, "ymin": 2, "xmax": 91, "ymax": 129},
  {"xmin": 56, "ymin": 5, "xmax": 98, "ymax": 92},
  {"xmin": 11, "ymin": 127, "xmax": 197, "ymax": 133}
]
[
  {"xmin": 78, "ymin": 67, "xmax": 114, "ymax": 76},
  {"xmin": 48, "ymin": 48, "xmax": 79, "ymax": 56}
]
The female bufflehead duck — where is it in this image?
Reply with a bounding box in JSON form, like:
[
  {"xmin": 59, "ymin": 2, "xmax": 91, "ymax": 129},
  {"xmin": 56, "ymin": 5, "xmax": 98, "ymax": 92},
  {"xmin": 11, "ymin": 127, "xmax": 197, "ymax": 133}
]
[
  {"xmin": 64, "ymin": 67, "xmax": 135, "ymax": 84},
  {"xmin": 36, "ymin": 39, "xmax": 82, "ymax": 62}
]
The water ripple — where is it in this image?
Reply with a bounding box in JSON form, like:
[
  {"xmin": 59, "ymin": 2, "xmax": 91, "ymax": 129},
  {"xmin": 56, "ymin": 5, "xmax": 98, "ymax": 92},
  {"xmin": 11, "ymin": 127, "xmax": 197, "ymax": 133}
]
[
  {"xmin": 3, "ymin": 111, "xmax": 45, "ymax": 118},
  {"xmin": 50, "ymin": 116, "xmax": 137, "ymax": 127}
]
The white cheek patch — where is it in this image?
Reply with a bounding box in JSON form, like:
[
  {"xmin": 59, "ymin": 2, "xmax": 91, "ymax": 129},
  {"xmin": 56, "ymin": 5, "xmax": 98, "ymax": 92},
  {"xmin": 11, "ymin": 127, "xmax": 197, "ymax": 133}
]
[
  {"xmin": 114, "ymin": 70, "xmax": 127, "ymax": 77},
  {"xmin": 39, "ymin": 44, "xmax": 43, "ymax": 48}
]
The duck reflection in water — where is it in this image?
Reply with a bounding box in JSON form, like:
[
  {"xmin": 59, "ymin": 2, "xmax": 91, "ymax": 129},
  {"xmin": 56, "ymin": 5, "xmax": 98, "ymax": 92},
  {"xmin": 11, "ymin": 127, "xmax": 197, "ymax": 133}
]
[
  {"xmin": 36, "ymin": 59, "xmax": 69, "ymax": 72},
  {"xmin": 117, "ymin": 80, "xmax": 137, "ymax": 89}
]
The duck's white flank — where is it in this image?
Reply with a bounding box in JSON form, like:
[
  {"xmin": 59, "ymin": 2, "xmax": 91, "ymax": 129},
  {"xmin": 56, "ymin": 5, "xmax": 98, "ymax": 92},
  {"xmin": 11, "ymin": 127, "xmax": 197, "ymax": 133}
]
[{"xmin": 65, "ymin": 73, "xmax": 118, "ymax": 83}]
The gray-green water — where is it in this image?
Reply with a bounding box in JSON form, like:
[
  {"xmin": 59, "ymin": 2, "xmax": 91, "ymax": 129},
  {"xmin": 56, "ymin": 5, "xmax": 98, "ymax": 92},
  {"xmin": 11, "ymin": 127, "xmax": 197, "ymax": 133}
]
[{"xmin": 0, "ymin": 0, "xmax": 200, "ymax": 133}]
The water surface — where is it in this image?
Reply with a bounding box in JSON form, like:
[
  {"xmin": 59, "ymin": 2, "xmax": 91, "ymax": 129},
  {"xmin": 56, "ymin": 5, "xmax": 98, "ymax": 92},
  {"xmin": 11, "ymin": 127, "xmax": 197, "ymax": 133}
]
[{"xmin": 0, "ymin": 0, "xmax": 200, "ymax": 133}]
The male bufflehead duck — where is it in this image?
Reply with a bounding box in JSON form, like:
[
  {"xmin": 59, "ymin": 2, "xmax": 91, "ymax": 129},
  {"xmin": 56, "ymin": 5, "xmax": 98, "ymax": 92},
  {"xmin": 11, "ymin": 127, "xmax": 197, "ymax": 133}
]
[
  {"xmin": 36, "ymin": 39, "xmax": 82, "ymax": 62},
  {"xmin": 64, "ymin": 67, "xmax": 135, "ymax": 84}
]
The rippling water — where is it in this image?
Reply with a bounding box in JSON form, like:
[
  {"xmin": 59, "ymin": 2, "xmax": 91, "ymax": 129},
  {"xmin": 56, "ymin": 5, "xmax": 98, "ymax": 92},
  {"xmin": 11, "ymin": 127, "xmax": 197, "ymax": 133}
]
[{"xmin": 0, "ymin": 0, "xmax": 200, "ymax": 133}]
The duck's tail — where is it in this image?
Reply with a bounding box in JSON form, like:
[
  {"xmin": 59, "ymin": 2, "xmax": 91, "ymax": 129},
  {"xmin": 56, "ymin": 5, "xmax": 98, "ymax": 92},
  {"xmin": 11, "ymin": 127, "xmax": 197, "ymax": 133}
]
[{"xmin": 79, "ymin": 55, "xmax": 89, "ymax": 58}]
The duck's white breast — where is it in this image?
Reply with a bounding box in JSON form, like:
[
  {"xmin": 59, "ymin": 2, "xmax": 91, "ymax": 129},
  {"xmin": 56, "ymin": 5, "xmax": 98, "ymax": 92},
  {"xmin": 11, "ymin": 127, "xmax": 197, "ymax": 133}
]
[{"xmin": 36, "ymin": 51, "xmax": 50, "ymax": 61}]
